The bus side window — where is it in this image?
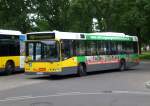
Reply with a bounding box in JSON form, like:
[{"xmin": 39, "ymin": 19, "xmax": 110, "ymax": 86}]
[
  {"xmin": 86, "ymin": 41, "xmax": 97, "ymax": 56},
  {"xmin": 79, "ymin": 40, "xmax": 86, "ymax": 56},
  {"xmin": 0, "ymin": 40, "xmax": 20, "ymax": 56},
  {"xmin": 125, "ymin": 41, "xmax": 134, "ymax": 54},
  {"xmin": 73, "ymin": 40, "xmax": 86, "ymax": 56},
  {"xmin": 0, "ymin": 43, "xmax": 9, "ymax": 56},
  {"xmin": 10, "ymin": 40, "xmax": 20, "ymax": 56},
  {"xmin": 117, "ymin": 42, "xmax": 123, "ymax": 54},
  {"xmin": 105, "ymin": 41, "xmax": 111, "ymax": 55},
  {"xmin": 73, "ymin": 40, "xmax": 78, "ymax": 56},
  {"xmin": 109, "ymin": 41, "xmax": 117, "ymax": 55},
  {"xmin": 97, "ymin": 41, "xmax": 105, "ymax": 55},
  {"xmin": 91, "ymin": 41, "xmax": 97, "ymax": 55},
  {"xmin": 61, "ymin": 40, "xmax": 73, "ymax": 60}
]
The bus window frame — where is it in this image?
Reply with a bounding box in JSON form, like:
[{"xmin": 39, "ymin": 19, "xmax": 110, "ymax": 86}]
[{"xmin": 60, "ymin": 39, "xmax": 74, "ymax": 60}]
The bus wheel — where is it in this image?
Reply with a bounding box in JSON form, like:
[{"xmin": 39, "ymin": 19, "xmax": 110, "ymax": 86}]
[
  {"xmin": 5, "ymin": 61, "xmax": 15, "ymax": 75},
  {"xmin": 119, "ymin": 60, "xmax": 126, "ymax": 71},
  {"xmin": 77, "ymin": 64, "xmax": 87, "ymax": 77}
]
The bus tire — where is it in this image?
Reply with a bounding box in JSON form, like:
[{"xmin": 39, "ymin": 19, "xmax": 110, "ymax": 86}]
[
  {"xmin": 4, "ymin": 61, "xmax": 15, "ymax": 75},
  {"xmin": 119, "ymin": 60, "xmax": 126, "ymax": 71},
  {"xmin": 77, "ymin": 63, "xmax": 87, "ymax": 77}
]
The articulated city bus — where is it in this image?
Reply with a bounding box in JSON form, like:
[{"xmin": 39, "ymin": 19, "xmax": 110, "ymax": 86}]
[
  {"xmin": 25, "ymin": 31, "xmax": 139, "ymax": 76},
  {"xmin": 0, "ymin": 30, "xmax": 26, "ymax": 75}
]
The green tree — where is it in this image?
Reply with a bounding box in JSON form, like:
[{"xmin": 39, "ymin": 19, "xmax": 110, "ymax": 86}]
[
  {"xmin": 68, "ymin": 0, "xmax": 94, "ymax": 32},
  {"xmin": 0, "ymin": 0, "xmax": 32, "ymax": 33},
  {"xmin": 31, "ymin": 0, "xmax": 71, "ymax": 31}
]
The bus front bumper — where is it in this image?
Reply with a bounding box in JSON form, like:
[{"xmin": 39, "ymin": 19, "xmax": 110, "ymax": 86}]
[
  {"xmin": 25, "ymin": 72, "xmax": 51, "ymax": 75},
  {"xmin": 25, "ymin": 66, "xmax": 78, "ymax": 76}
]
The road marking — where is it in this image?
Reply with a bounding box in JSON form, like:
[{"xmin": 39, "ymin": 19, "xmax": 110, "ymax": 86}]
[
  {"xmin": 1, "ymin": 90, "xmax": 150, "ymax": 102},
  {"xmin": 145, "ymin": 81, "xmax": 150, "ymax": 88},
  {"xmin": 6, "ymin": 96, "xmax": 32, "ymax": 100},
  {"xmin": 58, "ymin": 92, "xmax": 81, "ymax": 95},
  {"xmin": 112, "ymin": 91, "xmax": 150, "ymax": 95}
]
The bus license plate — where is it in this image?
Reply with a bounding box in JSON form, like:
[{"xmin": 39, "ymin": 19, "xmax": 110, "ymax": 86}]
[{"xmin": 36, "ymin": 72, "xmax": 44, "ymax": 75}]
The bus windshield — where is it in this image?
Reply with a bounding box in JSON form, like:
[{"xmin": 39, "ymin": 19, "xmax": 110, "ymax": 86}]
[{"xmin": 26, "ymin": 40, "xmax": 60, "ymax": 62}]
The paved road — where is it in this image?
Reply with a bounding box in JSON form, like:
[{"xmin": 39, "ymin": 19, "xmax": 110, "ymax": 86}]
[{"xmin": 0, "ymin": 61, "xmax": 150, "ymax": 106}]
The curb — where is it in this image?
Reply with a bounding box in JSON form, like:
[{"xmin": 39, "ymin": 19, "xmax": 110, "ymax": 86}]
[{"xmin": 140, "ymin": 61, "xmax": 150, "ymax": 64}]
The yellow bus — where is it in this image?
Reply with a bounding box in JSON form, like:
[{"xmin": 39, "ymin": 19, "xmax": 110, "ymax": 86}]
[
  {"xmin": 0, "ymin": 30, "xmax": 26, "ymax": 75},
  {"xmin": 25, "ymin": 31, "xmax": 139, "ymax": 76}
]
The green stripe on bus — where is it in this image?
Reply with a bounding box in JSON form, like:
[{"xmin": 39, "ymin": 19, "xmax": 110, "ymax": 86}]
[
  {"xmin": 77, "ymin": 56, "xmax": 86, "ymax": 62},
  {"xmin": 85, "ymin": 35, "xmax": 133, "ymax": 41}
]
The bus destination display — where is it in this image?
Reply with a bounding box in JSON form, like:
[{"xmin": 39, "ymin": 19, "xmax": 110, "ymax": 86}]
[{"xmin": 27, "ymin": 33, "xmax": 55, "ymax": 40}]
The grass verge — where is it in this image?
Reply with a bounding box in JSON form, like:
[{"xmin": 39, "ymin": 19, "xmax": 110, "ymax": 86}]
[{"xmin": 139, "ymin": 51, "xmax": 150, "ymax": 60}]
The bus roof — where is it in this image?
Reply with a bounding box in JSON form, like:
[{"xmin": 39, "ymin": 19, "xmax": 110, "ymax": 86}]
[
  {"xmin": 26, "ymin": 31, "xmax": 138, "ymax": 41},
  {"xmin": 26, "ymin": 31, "xmax": 54, "ymax": 35},
  {"xmin": 0, "ymin": 29, "xmax": 22, "ymax": 35},
  {"xmin": 27, "ymin": 31, "xmax": 83, "ymax": 40},
  {"xmin": 88, "ymin": 32, "xmax": 126, "ymax": 36}
]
